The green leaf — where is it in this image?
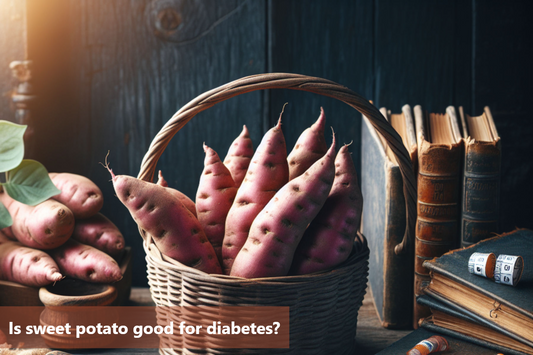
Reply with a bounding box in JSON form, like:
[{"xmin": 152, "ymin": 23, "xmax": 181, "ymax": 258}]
[
  {"xmin": 0, "ymin": 201, "xmax": 13, "ymax": 229},
  {"xmin": 3, "ymin": 159, "xmax": 61, "ymax": 206},
  {"xmin": 0, "ymin": 120, "xmax": 27, "ymax": 172}
]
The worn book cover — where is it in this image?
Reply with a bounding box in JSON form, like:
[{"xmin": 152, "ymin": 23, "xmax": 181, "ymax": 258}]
[
  {"xmin": 417, "ymin": 294, "xmax": 533, "ymax": 355},
  {"xmin": 413, "ymin": 105, "xmax": 464, "ymax": 328},
  {"xmin": 423, "ymin": 228, "xmax": 533, "ymax": 347},
  {"xmin": 360, "ymin": 105, "xmax": 416, "ymax": 329},
  {"xmin": 458, "ymin": 106, "xmax": 501, "ymax": 247}
]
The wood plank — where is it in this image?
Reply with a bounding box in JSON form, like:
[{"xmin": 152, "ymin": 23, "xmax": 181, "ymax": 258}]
[
  {"xmin": 24, "ymin": 0, "xmax": 73, "ymax": 163},
  {"xmin": 471, "ymin": 0, "xmax": 533, "ymax": 233},
  {"xmin": 0, "ymin": 0, "xmax": 26, "ymax": 122},
  {"xmin": 29, "ymin": 0, "xmax": 267, "ymax": 287},
  {"xmin": 268, "ymin": 0, "xmax": 374, "ymax": 177},
  {"xmin": 15, "ymin": 0, "xmax": 532, "ymax": 292},
  {"xmin": 374, "ymin": 0, "xmax": 462, "ymax": 113},
  {"xmin": 453, "ymin": 0, "xmax": 474, "ymax": 112}
]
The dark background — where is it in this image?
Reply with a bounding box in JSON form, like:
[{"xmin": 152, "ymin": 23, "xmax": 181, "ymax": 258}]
[{"xmin": 1, "ymin": 0, "xmax": 532, "ymax": 287}]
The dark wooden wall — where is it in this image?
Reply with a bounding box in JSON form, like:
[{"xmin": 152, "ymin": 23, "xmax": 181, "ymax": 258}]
[
  {"xmin": 1, "ymin": 0, "xmax": 532, "ymax": 287},
  {"xmin": 0, "ymin": 0, "xmax": 26, "ymax": 122}
]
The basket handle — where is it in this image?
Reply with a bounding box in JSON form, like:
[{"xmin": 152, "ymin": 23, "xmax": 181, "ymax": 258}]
[{"xmin": 137, "ymin": 73, "xmax": 416, "ymax": 256}]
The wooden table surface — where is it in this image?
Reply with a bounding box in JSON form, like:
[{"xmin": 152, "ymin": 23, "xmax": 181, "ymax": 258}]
[
  {"xmin": 354, "ymin": 288, "xmax": 412, "ymax": 354},
  {"xmin": 26, "ymin": 286, "xmax": 411, "ymax": 355},
  {"xmin": 122, "ymin": 286, "xmax": 413, "ymax": 355},
  {"xmin": 40, "ymin": 286, "xmax": 505, "ymax": 355}
]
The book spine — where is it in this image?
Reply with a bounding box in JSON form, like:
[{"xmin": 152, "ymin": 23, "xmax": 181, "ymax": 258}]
[
  {"xmin": 361, "ymin": 116, "xmax": 414, "ymax": 329},
  {"xmin": 414, "ymin": 140, "xmax": 463, "ymax": 327},
  {"xmin": 460, "ymin": 139, "xmax": 501, "ymax": 247},
  {"xmin": 383, "ymin": 160, "xmax": 414, "ymax": 329}
]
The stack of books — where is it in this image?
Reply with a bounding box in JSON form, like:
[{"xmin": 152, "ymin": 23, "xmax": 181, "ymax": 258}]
[
  {"xmin": 360, "ymin": 104, "xmax": 502, "ymax": 329},
  {"xmin": 418, "ymin": 228, "xmax": 533, "ymax": 355}
]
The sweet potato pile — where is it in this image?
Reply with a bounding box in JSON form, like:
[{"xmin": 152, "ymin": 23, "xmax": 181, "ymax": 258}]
[
  {"xmin": 0, "ymin": 173, "xmax": 124, "ymax": 287},
  {"xmin": 111, "ymin": 107, "xmax": 363, "ymax": 278}
]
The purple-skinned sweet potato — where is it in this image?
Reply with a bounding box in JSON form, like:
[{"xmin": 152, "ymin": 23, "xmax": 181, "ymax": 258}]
[
  {"xmin": 107, "ymin": 169, "xmax": 222, "ymax": 275},
  {"xmin": 0, "ymin": 238, "xmax": 63, "ymax": 287},
  {"xmin": 48, "ymin": 239, "xmax": 122, "ymax": 283},
  {"xmin": 287, "ymin": 107, "xmax": 327, "ymax": 180},
  {"xmin": 0, "ymin": 191, "xmax": 74, "ymax": 250},
  {"xmin": 196, "ymin": 143, "xmax": 238, "ymax": 263},
  {"xmin": 72, "ymin": 213, "xmax": 125, "ymax": 257},
  {"xmin": 156, "ymin": 170, "xmax": 197, "ymax": 218},
  {"xmin": 221, "ymin": 115, "xmax": 289, "ymax": 274},
  {"xmin": 223, "ymin": 125, "xmax": 254, "ymax": 188},
  {"xmin": 289, "ymin": 143, "xmax": 363, "ymax": 275},
  {"xmin": 49, "ymin": 172, "xmax": 104, "ymax": 219},
  {"xmin": 230, "ymin": 135, "xmax": 336, "ymax": 278}
]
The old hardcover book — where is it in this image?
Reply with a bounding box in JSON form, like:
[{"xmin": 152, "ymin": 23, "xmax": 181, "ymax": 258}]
[
  {"xmin": 458, "ymin": 106, "xmax": 501, "ymax": 247},
  {"xmin": 413, "ymin": 105, "xmax": 463, "ymax": 328},
  {"xmin": 360, "ymin": 104, "xmax": 417, "ymax": 329},
  {"xmin": 423, "ymin": 228, "xmax": 533, "ymax": 348},
  {"xmin": 418, "ymin": 295, "xmax": 533, "ymax": 355},
  {"xmin": 384, "ymin": 105, "xmax": 419, "ymax": 177}
]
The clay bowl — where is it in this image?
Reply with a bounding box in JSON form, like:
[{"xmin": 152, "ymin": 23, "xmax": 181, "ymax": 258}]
[
  {"xmin": 39, "ymin": 278, "xmax": 117, "ymax": 307},
  {"xmin": 38, "ymin": 279, "xmax": 118, "ymax": 349}
]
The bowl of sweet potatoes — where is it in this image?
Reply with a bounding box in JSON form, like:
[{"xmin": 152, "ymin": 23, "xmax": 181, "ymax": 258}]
[
  {"xmin": 107, "ymin": 73, "xmax": 416, "ymax": 355},
  {"xmin": 0, "ymin": 172, "xmax": 132, "ymax": 307}
]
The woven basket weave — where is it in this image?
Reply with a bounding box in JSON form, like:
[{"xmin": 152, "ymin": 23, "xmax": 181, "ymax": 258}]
[{"xmin": 137, "ymin": 73, "xmax": 417, "ymax": 354}]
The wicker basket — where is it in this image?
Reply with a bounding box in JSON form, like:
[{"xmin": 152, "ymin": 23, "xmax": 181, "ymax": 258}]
[{"xmin": 137, "ymin": 73, "xmax": 417, "ymax": 354}]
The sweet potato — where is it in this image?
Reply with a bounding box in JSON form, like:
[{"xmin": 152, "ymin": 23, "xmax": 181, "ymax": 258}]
[
  {"xmin": 49, "ymin": 172, "xmax": 104, "ymax": 219},
  {"xmin": 156, "ymin": 170, "xmax": 197, "ymax": 217},
  {"xmin": 108, "ymin": 170, "xmax": 222, "ymax": 274},
  {"xmin": 223, "ymin": 125, "xmax": 254, "ymax": 187},
  {"xmin": 48, "ymin": 239, "xmax": 122, "ymax": 283},
  {"xmin": 0, "ymin": 328, "xmax": 9, "ymax": 349},
  {"xmin": 0, "ymin": 229, "xmax": 10, "ymax": 243},
  {"xmin": 230, "ymin": 135, "xmax": 337, "ymax": 278},
  {"xmin": 71, "ymin": 213, "xmax": 125, "ymax": 257},
  {"xmin": 289, "ymin": 144, "xmax": 363, "ymax": 275},
  {"xmin": 221, "ymin": 116, "xmax": 289, "ymax": 274},
  {"xmin": 0, "ymin": 239, "xmax": 63, "ymax": 287},
  {"xmin": 0, "ymin": 191, "xmax": 74, "ymax": 249},
  {"xmin": 287, "ymin": 107, "xmax": 327, "ymax": 180},
  {"xmin": 196, "ymin": 143, "xmax": 238, "ymax": 263}
]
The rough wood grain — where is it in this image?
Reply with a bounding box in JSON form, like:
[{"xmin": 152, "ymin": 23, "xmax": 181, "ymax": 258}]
[
  {"xmin": 25, "ymin": 0, "xmax": 74, "ymax": 165},
  {"xmin": 269, "ymin": 0, "xmax": 374, "ymax": 177},
  {"xmin": 0, "ymin": 0, "xmax": 26, "ymax": 122},
  {"xmin": 472, "ymin": 0, "xmax": 533, "ymax": 233},
  {"xmin": 60, "ymin": 0, "xmax": 267, "ymax": 286},
  {"xmin": 11, "ymin": 0, "xmax": 533, "ymax": 289},
  {"xmin": 374, "ymin": 0, "xmax": 460, "ymax": 112}
]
